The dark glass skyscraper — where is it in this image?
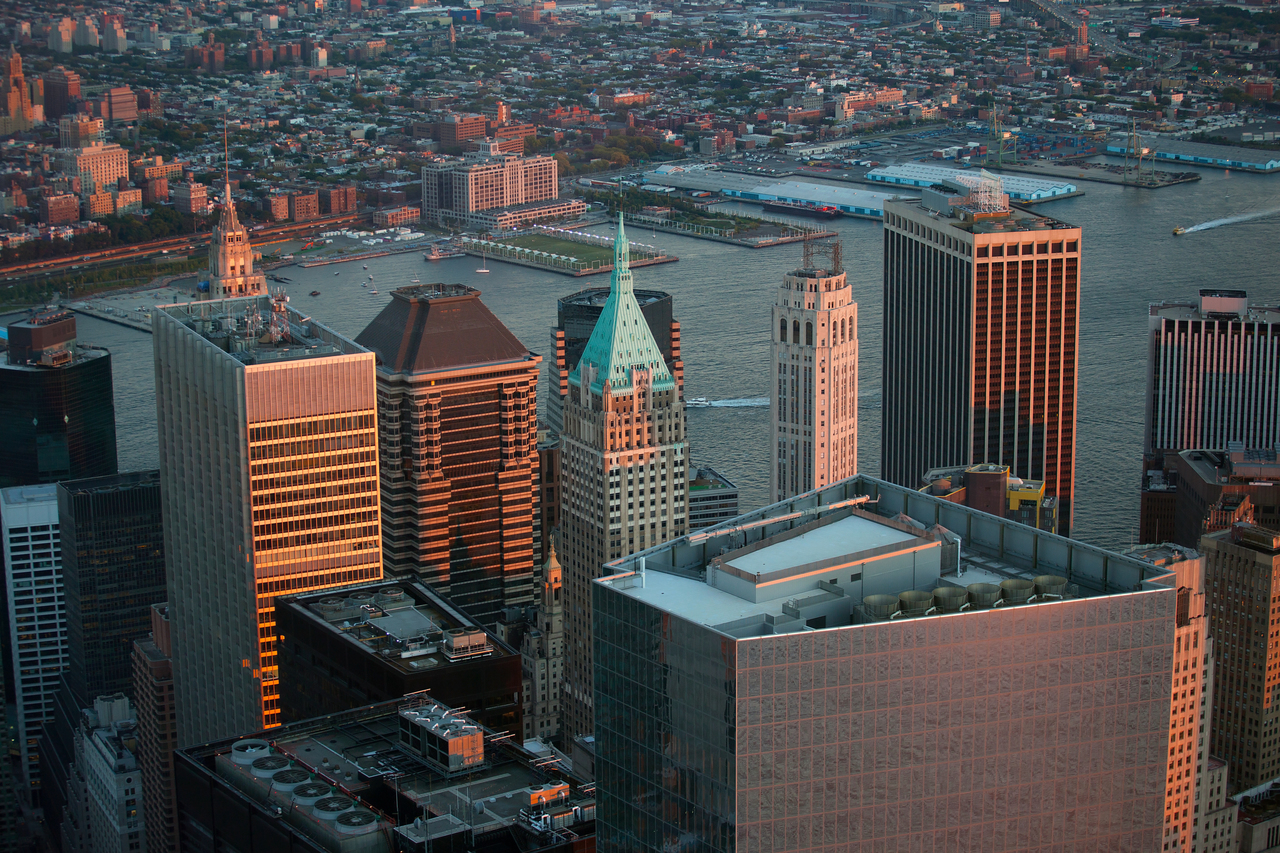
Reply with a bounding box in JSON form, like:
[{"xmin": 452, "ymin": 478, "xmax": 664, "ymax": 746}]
[
  {"xmin": 57, "ymin": 470, "xmax": 167, "ymax": 702},
  {"xmin": 0, "ymin": 311, "xmax": 117, "ymax": 488}
]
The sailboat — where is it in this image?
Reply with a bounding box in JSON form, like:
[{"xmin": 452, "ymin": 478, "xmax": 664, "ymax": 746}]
[{"xmin": 476, "ymin": 248, "xmax": 489, "ymax": 274}]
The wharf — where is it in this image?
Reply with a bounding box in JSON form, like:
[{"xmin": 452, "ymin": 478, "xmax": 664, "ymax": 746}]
[
  {"xmin": 68, "ymin": 302, "xmax": 153, "ymax": 334},
  {"xmin": 458, "ymin": 246, "xmax": 677, "ymax": 277},
  {"xmin": 297, "ymin": 240, "xmax": 434, "ymax": 268},
  {"xmin": 991, "ymin": 160, "xmax": 1198, "ymax": 189},
  {"xmin": 624, "ymin": 213, "xmax": 836, "ymax": 247}
]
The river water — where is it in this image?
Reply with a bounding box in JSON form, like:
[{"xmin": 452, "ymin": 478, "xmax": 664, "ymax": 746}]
[{"xmin": 63, "ymin": 163, "xmax": 1279, "ymax": 551}]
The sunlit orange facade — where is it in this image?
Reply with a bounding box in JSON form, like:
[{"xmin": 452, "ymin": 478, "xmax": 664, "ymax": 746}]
[{"xmin": 155, "ymin": 297, "xmax": 381, "ymax": 744}]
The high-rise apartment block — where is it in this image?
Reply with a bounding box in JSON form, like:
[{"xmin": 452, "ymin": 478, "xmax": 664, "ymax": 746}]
[
  {"xmin": 57, "ymin": 471, "xmax": 167, "ymax": 703},
  {"xmin": 171, "ymin": 180, "xmax": 207, "ymax": 216},
  {"xmin": 154, "ymin": 295, "xmax": 382, "ymax": 743},
  {"xmin": 421, "ymin": 150, "xmax": 584, "ymax": 230},
  {"xmin": 1204, "ymin": 523, "xmax": 1280, "ymax": 792},
  {"xmin": 593, "ymin": 475, "xmax": 1188, "ymax": 853},
  {"xmin": 59, "ymin": 141, "xmax": 129, "ymax": 195},
  {"xmin": 0, "ymin": 484, "xmax": 65, "ymax": 790},
  {"xmin": 882, "ymin": 175, "xmax": 1081, "ymax": 531},
  {"xmin": 355, "ymin": 284, "xmax": 540, "ymax": 624},
  {"xmin": 58, "ymin": 115, "xmax": 102, "ymax": 150},
  {"xmin": 132, "ymin": 604, "xmax": 177, "ymax": 853},
  {"xmin": 559, "ymin": 218, "xmax": 689, "ymax": 741},
  {"xmin": 1145, "ymin": 291, "xmax": 1280, "ymax": 457},
  {"xmin": 204, "ymin": 176, "xmax": 265, "ymax": 300},
  {"xmin": 0, "ymin": 311, "xmax": 117, "ymax": 488},
  {"xmin": 770, "ymin": 240, "xmax": 858, "ymax": 501},
  {"xmin": 548, "ymin": 286, "xmax": 681, "ymax": 436}
]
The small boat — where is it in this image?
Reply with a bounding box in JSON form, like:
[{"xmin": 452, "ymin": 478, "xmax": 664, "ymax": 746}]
[
  {"xmin": 334, "ymin": 271, "xmax": 339, "ymax": 276},
  {"xmin": 686, "ymin": 397, "xmax": 711, "ymax": 408},
  {"xmin": 310, "ymin": 290, "xmax": 320, "ymax": 296},
  {"xmin": 476, "ymin": 248, "xmax": 489, "ymax": 274},
  {"xmin": 1172, "ymin": 226, "xmax": 1186, "ymax": 235},
  {"xmin": 368, "ymin": 274, "xmax": 374, "ymax": 280},
  {"xmin": 363, "ymin": 264, "xmax": 368, "ymax": 270},
  {"xmin": 361, "ymin": 281, "xmax": 367, "ymax": 287},
  {"xmin": 370, "ymin": 289, "xmax": 378, "ymax": 294},
  {"xmin": 411, "ymin": 275, "xmax": 420, "ymax": 284}
]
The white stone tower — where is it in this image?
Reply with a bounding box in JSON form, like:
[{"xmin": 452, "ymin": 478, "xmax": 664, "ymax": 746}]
[{"xmin": 770, "ymin": 239, "xmax": 858, "ymax": 502}]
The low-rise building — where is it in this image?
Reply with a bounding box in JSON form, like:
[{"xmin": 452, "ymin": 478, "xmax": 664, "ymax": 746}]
[
  {"xmin": 39, "ymin": 193, "xmax": 79, "ymax": 225},
  {"xmin": 171, "ymin": 181, "xmax": 207, "ymax": 216},
  {"xmin": 275, "ymin": 580, "xmax": 523, "ymax": 735},
  {"xmin": 922, "ymin": 463, "xmax": 1059, "ymax": 533},
  {"xmin": 687, "ymin": 465, "xmax": 739, "ymax": 530},
  {"xmin": 174, "ymin": 696, "xmax": 596, "ymax": 852},
  {"xmin": 372, "ymin": 205, "xmax": 420, "ymax": 228}
]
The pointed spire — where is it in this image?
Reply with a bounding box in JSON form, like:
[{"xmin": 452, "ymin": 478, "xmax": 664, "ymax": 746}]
[
  {"xmin": 222, "ymin": 111, "xmax": 239, "ymax": 230},
  {"xmin": 611, "ymin": 213, "xmax": 631, "ymax": 297}
]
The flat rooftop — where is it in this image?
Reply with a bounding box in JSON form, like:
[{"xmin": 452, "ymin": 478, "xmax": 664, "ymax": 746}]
[
  {"xmin": 158, "ymin": 295, "xmax": 367, "ymax": 366},
  {"xmin": 641, "ymin": 167, "xmax": 902, "ymax": 214},
  {"xmin": 279, "ymin": 580, "xmax": 511, "ymax": 677},
  {"xmin": 561, "ymin": 287, "xmax": 669, "ymax": 309},
  {"xmin": 599, "ymin": 475, "xmax": 1171, "ymax": 639},
  {"xmin": 892, "ymin": 197, "xmax": 1080, "ymax": 235},
  {"xmin": 868, "ymin": 163, "xmax": 1078, "ymax": 198}
]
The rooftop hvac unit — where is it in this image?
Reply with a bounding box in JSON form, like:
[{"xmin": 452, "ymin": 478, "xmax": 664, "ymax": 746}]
[
  {"xmin": 313, "ymin": 796, "xmax": 355, "ymax": 820},
  {"xmin": 999, "ymin": 578, "xmax": 1034, "ymax": 604},
  {"xmin": 1033, "ymin": 575, "xmax": 1068, "ymax": 597},
  {"xmin": 863, "ymin": 595, "xmax": 898, "ymax": 620},
  {"xmin": 271, "ymin": 768, "xmax": 310, "ymax": 794},
  {"xmin": 335, "ymin": 810, "xmax": 380, "ymax": 835},
  {"xmin": 230, "ymin": 739, "xmax": 272, "ymax": 766},
  {"xmin": 250, "ymin": 755, "xmax": 290, "ymax": 778},
  {"xmin": 966, "ymin": 583, "xmax": 1002, "ymax": 607},
  {"xmin": 897, "ymin": 590, "xmax": 933, "ymax": 615},
  {"xmin": 290, "ymin": 782, "xmax": 332, "ymax": 808},
  {"xmin": 932, "ymin": 587, "xmax": 967, "ymax": 612},
  {"xmin": 348, "ymin": 592, "xmax": 374, "ymax": 606}
]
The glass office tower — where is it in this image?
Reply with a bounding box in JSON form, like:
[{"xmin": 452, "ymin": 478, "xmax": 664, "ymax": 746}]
[{"xmin": 594, "ymin": 475, "xmax": 1179, "ymax": 853}]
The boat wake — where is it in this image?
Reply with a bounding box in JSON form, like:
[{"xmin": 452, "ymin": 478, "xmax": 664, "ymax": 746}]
[
  {"xmin": 688, "ymin": 397, "xmax": 769, "ymax": 408},
  {"xmin": 1183, "ymin": 206, "xmax": 1280, "ymax": 234}
]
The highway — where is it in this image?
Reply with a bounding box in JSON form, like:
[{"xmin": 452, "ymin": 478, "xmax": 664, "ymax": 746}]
[{"xmin": 0, "ymin": 212, "xmax": 369, "ymax": 286}]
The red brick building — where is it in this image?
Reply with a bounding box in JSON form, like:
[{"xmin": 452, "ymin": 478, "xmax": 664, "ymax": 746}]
[
  {"xmin": 288, "ymin": 191, "xmax": 319, "ymax": 222},
  {"xmin": 39, "ymin": 193, "xmax": 80, "ymax": 225}
]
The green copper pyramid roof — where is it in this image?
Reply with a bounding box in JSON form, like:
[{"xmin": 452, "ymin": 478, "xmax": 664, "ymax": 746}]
[{"xmin": 568, "ymin": 215, "xmax": 675, "ymax": 397}]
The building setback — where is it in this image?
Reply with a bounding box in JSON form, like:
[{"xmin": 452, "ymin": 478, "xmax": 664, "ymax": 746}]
[
  {"xmin": 154, "ymin": 295, "xmax": 382, "ymax": 743},
  {"xmin": 593, "ymin": 474, "xmax": 1188, "ymax": 853},
  {"xmin": 559, "ymin": 217, "xmax": 689, "ymax": 742},
  {"xmin": 882, "ymin": 175, "xmax": 1081, "ymax": 532},
  {"xmin": 0, "ymin": 311, "xmax": 117, "ymax": 489},
  {"xmin": 355, "ymin": 284, "xmax": 540, "ymax": 625},
  {"xmin": 770, "ymin": 240, "xmax": 858, "ymax": 501}
]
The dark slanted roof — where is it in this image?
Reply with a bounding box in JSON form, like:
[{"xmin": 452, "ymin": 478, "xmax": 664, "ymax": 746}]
[{"xmin": 355, "ymin": 284, "xmax": 530, "ymax": 374}]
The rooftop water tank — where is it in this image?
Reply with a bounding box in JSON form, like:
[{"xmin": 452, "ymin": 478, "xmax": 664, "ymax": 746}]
[
  {"xmin": 898, "ymin": 590, "xmax": 933, "ymax": 615},
  {"xmin": 999, "ymin": 578, "xmax": 1034, "ymax": 603},
  {"xmin": 966, "ymin": 583, "xmax": 1001, "ymax": 607},
  {"xmin": 932, "ymin": 587, "xmax": 968, "ymax": 612},
  {"xmin": 1034, "ymin": 575, "xmax": 1068, "ymax": 597},
  {"xmin": 863, "ymin": 594, "xmax": 898, "ymax": 619}
]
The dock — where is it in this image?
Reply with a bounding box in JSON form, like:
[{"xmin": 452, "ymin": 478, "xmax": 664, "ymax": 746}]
[
  {"xmin": 990, "ymin": 160, "xmax": 1198, "ymax": 189},
  {"xmin": 297, "ymin": 240, "xmax": 435, "ymax": 268},
  {"xmin": 68, "ymin": 302, "xmax": 153, "ymax": 334},
  {"xmin": 626, "ymin": 213, "xmax": 836, "ymax": 247},
  {"xmin": 458, "ymin": 247, "xmax": 677, "ymax": 277}
]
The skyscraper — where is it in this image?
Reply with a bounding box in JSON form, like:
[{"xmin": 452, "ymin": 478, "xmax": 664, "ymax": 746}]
[
  {"xmin": 1140, "ymin": 292, "xmax": 1280, "ymax": 544},
  {"xmin": 44, "ymin": 66, "xmax": 82, "ymax": 119},
  {"xmin": 57, "ymin": 470, "xmax": 167, "ymax": 703},
  {"xmin": 154, "ymin": 295, "xmax": 381, "ymax": 743},
  {"xmin": 355, "ymin": 284, "xmax": 540, "ymax": 625},
  {"xmin": 1204, "ymin": 522, "xmax": 1280, "ymax": 792},
  {"xmin": 770, "ymin": 239, "xmax": 858, "ymax": 501},
  {"xmin": 0, "ymin": 311, "xmax": 117, "ymax": 489},
  {"xmin": 548, "ymin": 286, "xmax": 681, "ymax": 436},
  {"xmin": 1144, "ymin": 291, "xmax": 1280, "ymax": 457},
  {"xmin": 593, "ymin": 474, "xmax": 1186, "ymax": 853},
  {"xmin": 0, "ymin": 484, "xmax": 64, "ymax": 791},
  {"xmin": 559, "ymin": 216, "xmax": 689, "ymax": 741},
  {"xmin": 882, "ymin": 174, "xmax": 1081, "ymax": 531},
  {"xmin": 132, "ymin": 604, "xmax": 177, "ymax": 853}
]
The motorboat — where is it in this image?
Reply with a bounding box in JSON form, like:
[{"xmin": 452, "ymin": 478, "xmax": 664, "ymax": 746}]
[
  {"xmin": 686, "ymin": 397, "xmax": 711, "ymax": 408},
  {"xmin": 310, "ymin": 290, "xmax": 320, "ymax": 296},
  {"xmin": 1172, "ymin": 226, "xmax": 1186, "ymax": 235}
]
